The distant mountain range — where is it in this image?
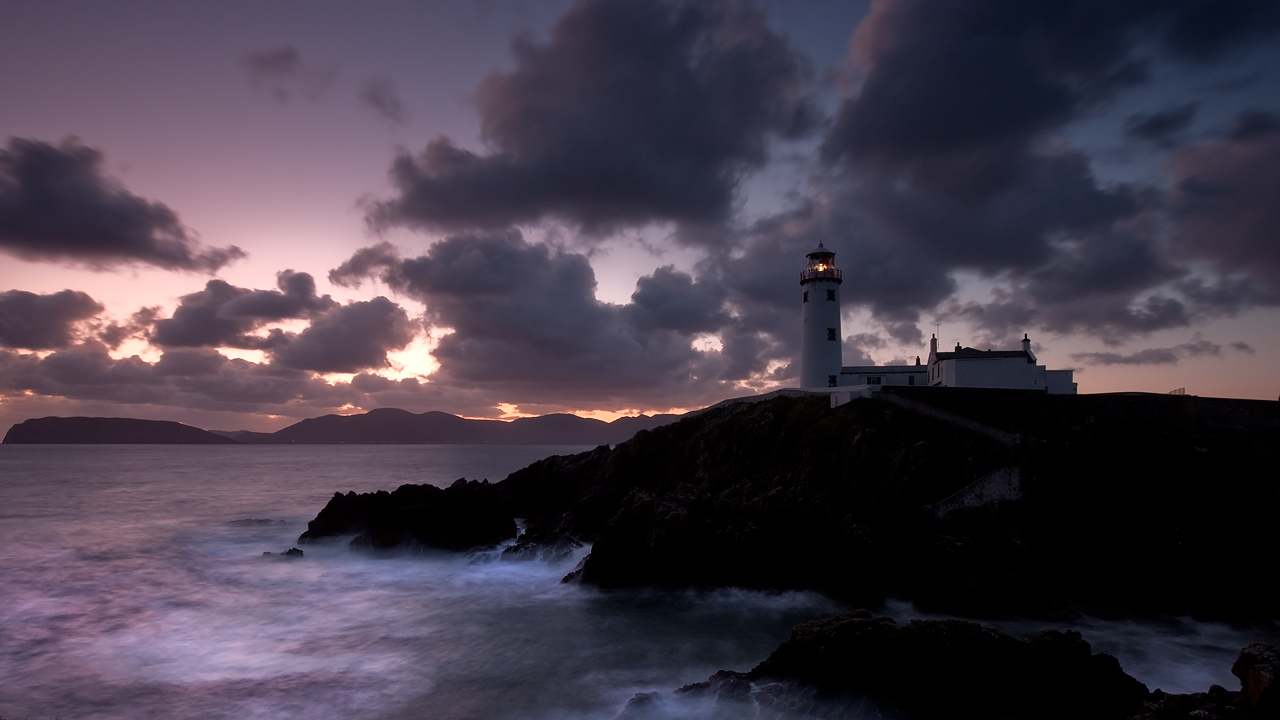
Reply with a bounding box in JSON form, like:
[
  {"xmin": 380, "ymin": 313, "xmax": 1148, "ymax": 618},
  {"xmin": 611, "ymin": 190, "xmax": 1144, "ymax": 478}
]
[{"xmin": 2, "ymin": 408, "xmax": 680, "ymax": 445}]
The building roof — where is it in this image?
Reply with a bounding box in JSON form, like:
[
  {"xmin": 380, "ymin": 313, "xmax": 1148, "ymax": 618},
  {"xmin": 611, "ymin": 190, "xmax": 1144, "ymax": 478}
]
[
  {"xmin": 806, "ymin": 241, "xmax": 835, "ymax": 258},
  {"xmin": 841, "ymin": 365, "xmax": 925, "ymax": 374},
  {"xmin": 934, "ymin": 347, "xmax": 1034, "ymax": 362}
]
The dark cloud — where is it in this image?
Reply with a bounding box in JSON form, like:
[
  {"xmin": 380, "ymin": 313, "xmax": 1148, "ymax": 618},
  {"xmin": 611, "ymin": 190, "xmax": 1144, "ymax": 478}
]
[
  {"xmin": 1171, "ymin": 109, "xmax": 1280, "ymax": 287},
  {"xmin": 273, "ymin": 297, "xmax": 415, "ymax": 373},
  {"xmin": 242, "ymin": 46, "xmax": 335, "ymax": 102},
  {"xmin": 842, "ymin": 333, "xmax": 886, "ymax": 366},
  {"xmin": 1231, "ymin": 341, "xmax": 1256, "ymax": 354},
  {"xmin": 0, "ymin": 289, "xmax": 103, "ymax": 350},
  {"xmin": 1125, "ymin": 103, "xmax": 1199, "ymax": 146},
  {"xmin": 150, "ymin": 271, "xmax": 335, "ymax": 350},
  {"xmin": 825, "ymin": 1, "xmax": 1155, "ymax": 170},
  {"xmin": 98, "ymin": 307, "xmax": 160, "ymax": 350},
  {"xmin": 328, "ymin": 241, "xmax": 400, "ymax": 288},
  {"xmin": 627, "ymin": 266, "xmax": 728, "ymax": 334},
  {"xmin": 0, "ymin": 138, "xmax": 243, "ymax": 272},
  {"xmin": 1228, "ymin": 109, "xmax": 1280, "ymax": 140},
  {"xmin": 791, "ymin": 0, "xmax": 1280, "ymax": 345},
  {"xmin": 146, "ymin": 271, "xmax": 412, "ymax": 374},
  {"xmin": 1070, "ymin": 338, "xmax": 1222, "ymax": 365},
  {"xmin": 330, "ymin": 233, "xmax": 764, "ymax": 407},
  {"xmin": 366, "ymin": 0, "xmax": 815, "ymax": 233},
  {"xmin": 360, "ymin": 77, "xmax": 408, "ymax": 124},
  {"xmin": 1160, "ymin": 0, "xmax": 1280, "ymax": 61}
]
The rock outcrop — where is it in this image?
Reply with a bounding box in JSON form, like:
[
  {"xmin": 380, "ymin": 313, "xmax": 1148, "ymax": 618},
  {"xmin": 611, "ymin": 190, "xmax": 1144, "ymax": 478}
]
[
  {"xmin": 652, "ymin": 615, "xmax": 1280, "ymax": 720},
  {"xmin": 299, "ymin": 478, "xmax": 515, "ymax": 551},
  {"xmin": 300, "ymin": 390, "xmax": 1280, "ymax": 619},
  {"xmin": 669, "ymin": 610, "xmax": 1148, "ymax": 719}
]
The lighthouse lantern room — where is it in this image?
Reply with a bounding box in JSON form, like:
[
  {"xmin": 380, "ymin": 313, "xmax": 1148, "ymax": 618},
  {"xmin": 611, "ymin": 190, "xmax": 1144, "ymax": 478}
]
[{"xmin": 799, "ymin": 242, "xmax": 843, "ymax": 388}]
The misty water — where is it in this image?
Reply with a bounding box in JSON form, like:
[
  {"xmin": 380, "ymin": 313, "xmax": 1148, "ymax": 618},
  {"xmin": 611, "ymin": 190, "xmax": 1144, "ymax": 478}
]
[{"xmin": 1, "ymin": 445, "xmax": 1275, "ymax": 719}]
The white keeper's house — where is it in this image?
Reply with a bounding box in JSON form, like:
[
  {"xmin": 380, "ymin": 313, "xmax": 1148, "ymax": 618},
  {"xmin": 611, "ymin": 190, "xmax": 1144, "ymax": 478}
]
[{"xmin": 798, "ymin": 242, "xmax": 1076, "ymax": 394}]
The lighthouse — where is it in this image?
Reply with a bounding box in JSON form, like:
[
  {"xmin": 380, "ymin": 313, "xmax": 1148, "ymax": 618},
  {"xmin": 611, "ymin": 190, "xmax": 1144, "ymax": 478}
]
[{"xmin": 799, "ymin": 242, "xmax": 842, "ymax": 388}]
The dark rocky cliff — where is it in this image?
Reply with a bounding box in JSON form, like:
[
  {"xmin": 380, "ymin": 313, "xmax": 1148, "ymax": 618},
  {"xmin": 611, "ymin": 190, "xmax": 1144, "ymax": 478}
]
[{"xmin": 299, "ymin": 390, "xmax": 1280, "ymax": 620}]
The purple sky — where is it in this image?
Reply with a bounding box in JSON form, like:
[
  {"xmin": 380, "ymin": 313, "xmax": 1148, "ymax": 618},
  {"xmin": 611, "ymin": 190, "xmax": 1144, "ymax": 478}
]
[{"xmin": 2, "ymin": 0, "xmax": 1278, "ymax": 431}]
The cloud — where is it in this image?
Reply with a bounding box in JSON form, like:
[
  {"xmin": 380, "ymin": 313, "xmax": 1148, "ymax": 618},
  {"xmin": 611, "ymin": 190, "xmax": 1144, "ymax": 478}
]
[
  {"xmin": 1230, "ymin": 341, "xmax": 1256, "ymax": 354},
  {"xmin": 0, "ymin": 138, "xmax": 244, "ymax": 272},
  {"xmin": 1070, "ymin": 338, "xmax": 1222, "ymax": 365},
  {"xmin": 150, "ymin": 271, "xmax": 336, "ymax": 350},
  {"xmin": 1171, "ymin": 109, "xmax": 1280, "ymax": 285},
  {"xmin": 273, "ymin": 297, "xmax": 416, "ymax": 373},
  {"xmin": 365, "ymin": 0, "xmax": 816, "ymax": 234},
  {"xmin": 626, "ymin": 266, "xmax": 728, "ymax": 334},
  {"xmin": 330, "ymin": 233, "xmax": 775, "ymax": 407},
  {"xmin": 0, "ymin": 343, "xmax": 457, "ymax": 420},
  {"xmin": 0, "ymin": 289, "xmax": 103, "ymax": 350},
  {"xmin": 1160, "ymin": 0, "xmax": 1280, "ymax": 61},
  {"xmin": 242, "ymin": 46, "xmax": 336, "ymax": 102},
  {"xmin": 360, "ymin": 77, "xmax": 408, "ymax": 124},
  {"xmin": 772, "ymin": 0, "xmax": 1280, "ymax": 345},
  {"xmin": 1125, "ymin": 103, "xmax": 1199, "ymax": 146},
  {"xmin": 146, "ymin": 271, "xmax": 414, "ymax": 373}
]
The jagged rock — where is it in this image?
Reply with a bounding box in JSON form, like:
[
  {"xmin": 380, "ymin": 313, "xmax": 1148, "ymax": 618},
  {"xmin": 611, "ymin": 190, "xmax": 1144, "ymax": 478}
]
[
  {"xmin": 262, "ymin": 547, "xmax": 303, "ymax": 558},
  {"xmin": 613, "ymin": 691, "xmax": 661, "ymax": 718},
  {"xmin": 1233, "ymin": 644, "xmax": 1279, "ymax": 715},
  {"xmin": 1117, "ymin": 643, "xmax": 1280, "ymax": 720},
  {"xmin": 299, "ymin": 478, "xmax": 516, "ymax": 552},
  {"xmin": 500, "ymin": 528, "xmax": 582, "ymax": 562},
  {"xmin": 736, "ymin": 610, "xmax": 1147, "ymax": 720}
]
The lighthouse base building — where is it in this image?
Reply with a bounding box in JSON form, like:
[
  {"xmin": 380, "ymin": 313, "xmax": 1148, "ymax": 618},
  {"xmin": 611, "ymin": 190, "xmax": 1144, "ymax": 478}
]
[{"xmin": 797, "ymin": 244, "xmax": 1076, "ymax": 396}]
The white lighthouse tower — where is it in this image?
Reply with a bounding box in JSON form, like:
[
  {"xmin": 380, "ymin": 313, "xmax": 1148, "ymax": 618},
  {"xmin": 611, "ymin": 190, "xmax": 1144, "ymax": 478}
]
[{"xmin": 799, "ymin": 242, "xmax": 843, "ymax": 388}]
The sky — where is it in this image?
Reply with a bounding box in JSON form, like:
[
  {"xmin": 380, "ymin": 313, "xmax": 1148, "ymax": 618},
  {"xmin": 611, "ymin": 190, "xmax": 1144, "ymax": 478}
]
[{"xmin": 2, "ymin": 0, "xmax": 1279, "ymax": 431}]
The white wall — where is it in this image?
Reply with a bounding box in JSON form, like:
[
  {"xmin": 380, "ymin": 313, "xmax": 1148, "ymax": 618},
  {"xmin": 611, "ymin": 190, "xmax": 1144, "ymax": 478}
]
[
  {"xmin": 800, "ymin": 278, "xmax": 843, "ymax": 388},
  {"xmin": 1046, "ymin": 369, "xmax": 1077, "ymax": 395}
]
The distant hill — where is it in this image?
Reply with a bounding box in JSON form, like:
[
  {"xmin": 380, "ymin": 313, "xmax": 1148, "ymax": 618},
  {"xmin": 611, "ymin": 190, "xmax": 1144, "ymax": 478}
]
[
  {"xmin": 232, "ymin": 408, "xmax": 679, "ymax": 445},
  {"xmin": 3, "ymin": 417, "xmax": 239, "ymax": 444},
  {"xmin": 5, "ymin": 408, "xmax": 680, "ymax": 445}
]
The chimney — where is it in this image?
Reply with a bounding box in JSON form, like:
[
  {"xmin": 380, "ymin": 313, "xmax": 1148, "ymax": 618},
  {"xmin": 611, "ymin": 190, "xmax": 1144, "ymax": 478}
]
[{"xmin": 1022, "ymin": 333, "xmax": 1037, "ymax": 362}]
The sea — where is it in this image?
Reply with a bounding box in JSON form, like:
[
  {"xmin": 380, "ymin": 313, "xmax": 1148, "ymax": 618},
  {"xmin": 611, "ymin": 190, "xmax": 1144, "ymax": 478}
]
[{"xmin": 1, "ymin": 445, "xmax": 1276, "ymax": 720}]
